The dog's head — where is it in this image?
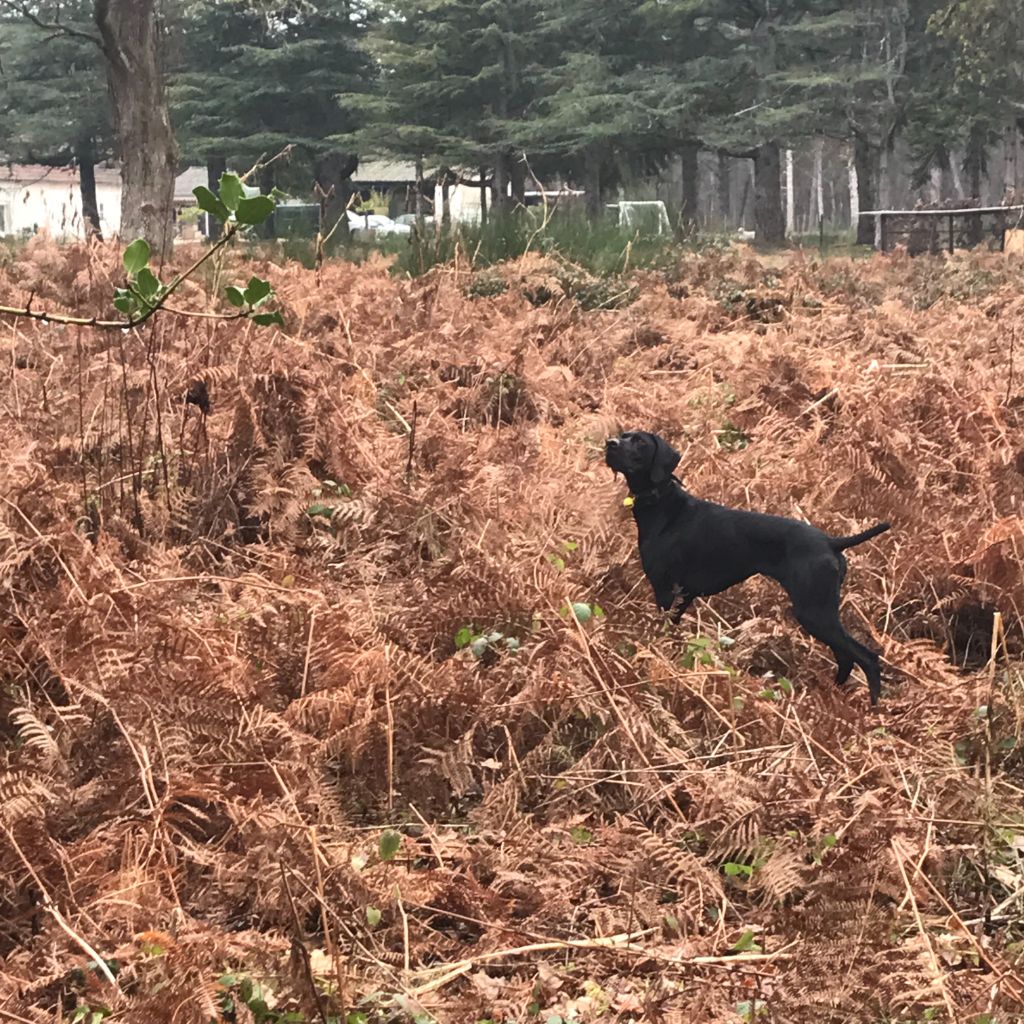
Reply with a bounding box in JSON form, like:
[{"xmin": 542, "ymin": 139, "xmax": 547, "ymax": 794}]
[{"xmin": 604, "ymin": 430, "xmax": 680, "ymax": 489}]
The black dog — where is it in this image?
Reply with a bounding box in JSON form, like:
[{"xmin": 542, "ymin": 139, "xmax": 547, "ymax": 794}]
[{"xmin": 605, "ymin": 430, "xmax": 890, "ymax": 705}]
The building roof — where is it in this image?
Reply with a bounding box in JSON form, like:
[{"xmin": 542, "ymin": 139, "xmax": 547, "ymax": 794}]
[
  {"xmin": 174, "ymin": 165, "xmax": 210, "ymax": 201},
  {"xmin": 352, "ymin": 157, "xmax": 425, "ymax": 184},
  {"xmin": 0, "ymin": 163, "xmax": 121, "ymax": 187}
]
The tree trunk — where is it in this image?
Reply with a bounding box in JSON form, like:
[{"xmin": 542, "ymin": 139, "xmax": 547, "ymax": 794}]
[
  {"xmin": 207, "ymin": 156, "xmax": 226, "ymax": 191},
  {"xmin": 950, "ymin": 152, "xmax": 965, "ymax": 199},
  {"xmin": 94, "ymin": 0, "xmax": 178, "ymax": 262},
  {"xmin": 965, "ymin": 124, "xmax": 986, "ymax": 245},
  {"xmin": 583, "ymin": 152, "xmax": 602, "ymax": 219},
  {"xmin": 478, "ymin": 165, "xmax": 488, "ymax": 225},
  {"xmin": 811, "ymin": 139, "xmax": 824, "ymax": 227},
  {"xmin": 414, "ymin": 158, "xmax": 424, "ymax": 228},
  {"xmin": 314, "ymin": 151, "xmax": 354, "ymax": 246},
  {"xmin": 205, "ymin": 155, "xmax": 227, "ymax": 239},
  {"xmin": 510, "ymin": 156, "xmax": 526, "ymax": 206},
  {"xmin": 679, "ymin": 140, "xmax": 699, "ymax": 234},
  {"xmin": 879, "ymin": 142, "xmax": 893, "ymax": 208},
  {"xmin": 259, "ymin": 163, "xmax": 277, "ymax": 238},
  {"xmin": 1004, "ymin": 124, "xmax": 1017, "ymax": 198},
  {"xmin": 753, "ymin": 142, "xmax": 784, "ymax": 245},
  {"xmin": 492, "ymin": 151, "xmax": 510, "ymax": 213},
  {"xmin": 784, "ymin": 148, "xmax": 795, "ymax": 236},
  {"xmin": 964, "ymin": 124, "xmax": 985, "ymax": 202},
  {"xmin": 848, "ymin": 150, "xmax": 859, "ymax": 232},
  {"xmin": 75, "ymin": 139, "xmax": 102, "ymax": 240},
  {"xmin": 439, "ymin": 167, "xmax": 452, "ymax": 231},
  {"xmin": 854, "ymin": 136, "xmax": 875, "ymax": 245},
  {"xmin": 717, "ymin": 150, "xmax": 731, "ymax": 229}
]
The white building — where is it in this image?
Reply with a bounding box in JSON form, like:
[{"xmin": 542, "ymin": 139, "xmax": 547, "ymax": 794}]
[{"xmin": 0, "ymin": 164, "xmax": 122, "ymax": 239}]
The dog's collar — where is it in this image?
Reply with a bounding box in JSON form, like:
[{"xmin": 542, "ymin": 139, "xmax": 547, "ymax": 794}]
[{"xmin": 624, "ymin": 478, "xmax": 678, "ymax": 509}]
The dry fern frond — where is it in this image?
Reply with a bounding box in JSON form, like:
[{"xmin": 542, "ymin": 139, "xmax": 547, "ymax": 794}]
[{"xmin": 2, "ymin": 242, "xmax": 1024, "ymax": 1022}]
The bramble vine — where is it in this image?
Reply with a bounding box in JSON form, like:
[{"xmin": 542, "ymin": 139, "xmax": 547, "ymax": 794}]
[{"xmin": 0, "ymin": 172, "xmax": 284, "ymax": 330}]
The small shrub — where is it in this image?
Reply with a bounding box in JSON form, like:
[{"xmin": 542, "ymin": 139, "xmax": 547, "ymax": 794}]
[{"xmin": 465, "ymin": 273, "xmax": 509, "ymax": 299}]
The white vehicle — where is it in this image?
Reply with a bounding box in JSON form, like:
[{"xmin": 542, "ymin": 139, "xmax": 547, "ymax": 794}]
[
  {"xmin": 394, "ymin": 213, "xmax": 434, "ymax": 228},
  {"xmin": 347, "ymin": 210, "xmax": 412, "ymax": 236}
]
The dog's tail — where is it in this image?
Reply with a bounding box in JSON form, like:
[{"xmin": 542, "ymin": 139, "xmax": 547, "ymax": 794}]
[{"xmin": 829, "ymin": 521, "xmax": 891, "ymax": 551}]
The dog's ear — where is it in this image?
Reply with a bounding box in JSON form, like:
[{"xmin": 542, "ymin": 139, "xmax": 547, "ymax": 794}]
[{"xmin": 648, "ymin": 433, "xmax": 681, "ymax": 483}]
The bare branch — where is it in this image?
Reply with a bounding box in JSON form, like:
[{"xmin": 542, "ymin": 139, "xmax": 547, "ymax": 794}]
[
  {"xmin": 1, "ymin": 226, "xmax": 241, "ymax": 330},
  {"xmin": 0, "ymin": 0, "xmax": 102, "ymax": 47}
]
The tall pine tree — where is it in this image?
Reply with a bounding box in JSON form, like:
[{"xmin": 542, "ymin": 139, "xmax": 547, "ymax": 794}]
[
  {"xmin": 170, "ymin": 0, "xmax": 374, "ymax": 230},
  {"xmin": 343, "ymin": 0, "xmax": 546, "ymax": 214}
]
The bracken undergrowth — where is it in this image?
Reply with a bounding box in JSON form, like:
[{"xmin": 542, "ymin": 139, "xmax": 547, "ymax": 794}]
[{"xmin": 1, "ymin": 236, "xmax": 1023, "ymax": 1023}]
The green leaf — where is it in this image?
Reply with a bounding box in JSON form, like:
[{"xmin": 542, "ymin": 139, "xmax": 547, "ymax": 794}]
[
  {"xmin": 235, "ymin": 194, "xmax": 275, "ymax": 225},
  {"xmin": 251, "ymin": 311, "xmax": 285, "ymax": 327},
  {"xmin": 730, "ymin": 928, "xmax": 760, "ymax": 952},
  {"xmin": 347, "ymin": 1014, "xmax": 369, "ymax": 1024},
  {"xmin": 218, "ymin": 173, "xmax": 245, "ymax": 213},
  {"xmin": 470, "ymin": 637, "xmax": 490, "ymax": 659},
  {"xmin": 570, "ymin": 602, "xmax": 592, "ymax": 623},
  {"xmin": 243, "ymin": 276, "xmax": 273, "ymax": 307},
  {"xmin": 569, "ymin": 826, "xmax": 594, "ymax": 845},
  {"xmin": 225, "ymin": 285, "xmax": 246, "ymax": 308},
  {"xmin": 379, "ymin": 829, "xmax": 401, "ymax": 861},
  {"xmin": 123, "ymin": 239, "xmax": 150, "ymax": 276},
  {"xmin": 135, "ymin": 267, "xmax": 161, "ymax": 300},
  {"xmin": 306, "ymin": 503, "xmax": 335, "ymax": 519},
  {"xmin": 723, "ymin": 862, "xmax": 753, "ymax": 878},
  {"xmin": 193, "ymin": 186, "xmax": 230, "ymax": 222},
  {"xmin": 113, "ymin": 292, "xmax": 134, "ymax": 316},
  {"xmin": 366, "ymin": 906, "xmax": 381, "ymax": 927},
  {"xmin": 270, "ymin": 187, "xmax": 291, "ymax": 203},
  {"xmin": 454, "ymin": 626, "xmax": 474, "ymax": 649}
]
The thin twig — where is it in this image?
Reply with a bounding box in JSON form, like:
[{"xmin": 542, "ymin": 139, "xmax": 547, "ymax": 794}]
[
  {"xmin": 891, "ymin": 837, "xmax": 958, "ymax": 1021},
  {"xmin": 2, "ymin": 825, "xmax": 121, "ymax": 993},
  {"xmin": 280, "ymin": 865, "xmax": 331, "ymax": 1024}
]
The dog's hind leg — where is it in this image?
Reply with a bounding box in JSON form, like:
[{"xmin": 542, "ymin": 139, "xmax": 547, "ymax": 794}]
[
  {"xmin": 784, "ymin": 560, "xmax": 881, "ymax": 705},
  {"xmin": 846, "ymin": 634, "xmax": 882, "ymax": 705},
  {"xmin": 794, "ymin": 607, "xmax": 870, "ymax": 696}
]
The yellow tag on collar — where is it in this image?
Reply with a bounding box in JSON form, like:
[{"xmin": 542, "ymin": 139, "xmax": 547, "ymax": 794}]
[{"xmin": 623, "ymin": 496, "xmax": 635, "ymax": 509}]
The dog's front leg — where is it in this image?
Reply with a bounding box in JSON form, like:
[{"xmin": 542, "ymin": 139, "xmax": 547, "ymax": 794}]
[{"xmin": 669, "ymin": 590, "xmax": 695, "ymax": 625}]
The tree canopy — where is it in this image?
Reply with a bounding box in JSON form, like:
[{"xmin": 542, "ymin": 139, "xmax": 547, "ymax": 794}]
[{"xmin": 0, "ymin": 0, "xmax": 1019, "ymax": 244}]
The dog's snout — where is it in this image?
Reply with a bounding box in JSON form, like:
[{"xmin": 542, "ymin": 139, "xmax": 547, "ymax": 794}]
[{"xmin": 605, "ymin": 437, "xmax": 620, "ymax": 448}]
